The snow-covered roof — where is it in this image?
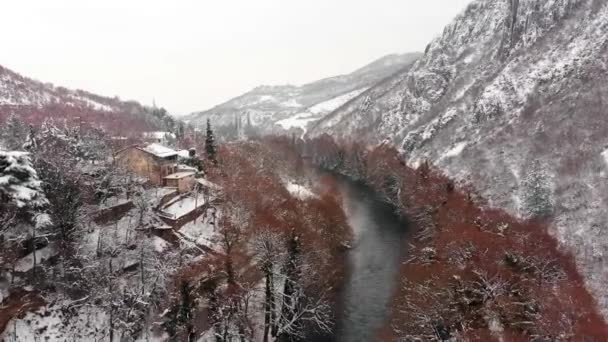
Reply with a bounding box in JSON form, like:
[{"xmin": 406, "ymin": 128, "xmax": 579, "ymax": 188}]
[
  {"xmin": 196, "ymin": 178, "xmax": 222, "ymax": 191},
  {"xmin": 140, "ymin": 143, "xmax": 178, "ymax": 158},
  {"xmin": 164, "ymin": 171, "xmax": 196, "ymax": 180},
  {"xmin": 177, "ymin": 150, "xmax": 191, "ymax": 159}
]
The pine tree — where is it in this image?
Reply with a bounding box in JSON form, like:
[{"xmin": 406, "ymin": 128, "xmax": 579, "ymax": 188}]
[
  {"xmin": 0, "ymin": 151, "xmax": 48, "ymax": 208},
  {"xmin": 520, "ymin": 161, "xmax": 553, "ymax": 219},
  {"xmin": 205, "ymin": 119, "xmax": 217, "ymax": 164},
  {"xmin": 1, "ymin": 113, "xmax": 27, "ymax": 150}
]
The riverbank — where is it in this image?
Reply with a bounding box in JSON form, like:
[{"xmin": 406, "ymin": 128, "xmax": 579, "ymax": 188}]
[{"xmin": 301, "ymin": 137, "xmax": 608, "ymax": 340}]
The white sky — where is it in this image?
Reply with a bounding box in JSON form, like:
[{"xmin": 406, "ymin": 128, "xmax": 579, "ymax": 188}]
[{"xmin": 0, "ymin": 0, "xmax": 472, "ymax": 115}]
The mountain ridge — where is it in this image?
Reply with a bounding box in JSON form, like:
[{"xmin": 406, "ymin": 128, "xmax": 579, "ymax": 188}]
[
  {"xmin": 0, "ymin": 64, "xmax": 173, "ymax": 136},
  {"xmin": 309, "ymin": 0, "xmax": 608, "ymax": 316}
]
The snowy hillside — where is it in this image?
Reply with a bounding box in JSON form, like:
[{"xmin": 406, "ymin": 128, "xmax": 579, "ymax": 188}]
[
  {"xmin": 0, "ymin": 65, "xmax": 173, "ymax": 135},
  {"xmin": 276, "ymin": 88, "xmax": 368, "ymax": 135},
  {"xmin": 309, "ymin": 0, "xmax": 608, "ymax": 316},
  {"xmin": 184, "ymin": 53, "xmax": 420, "ymax": 137}
]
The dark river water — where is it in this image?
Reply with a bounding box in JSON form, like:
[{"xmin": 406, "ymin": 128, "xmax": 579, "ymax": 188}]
[{"xmin": 310, "ymin": 176, "xmax": 409, "ymax": 342}]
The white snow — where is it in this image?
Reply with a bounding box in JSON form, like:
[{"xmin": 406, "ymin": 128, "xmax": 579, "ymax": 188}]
[
  {"xmin": 444, "ymin": 142, "xmax": 467, "ymax": 158},
  {"xmin": 140, "ymin": 143, "xmax": 178, "ymax": 158},
  {"xmin": 282, "ymin": 99, "xmax": 302, "ymax": 108},
  {"xmin": 257, "ymin": 95, "xmax": 277, "ymax": 103},
  {"xmin": 179, "ymin": 213, "xmax": 220, "ymax": 249},
  {"xmin": 284, "ymin": 181, "xmax": 315, "ymax": 200},
  {"xmin": 2, "ymin": 304, "xmax": 108, "ymax": 342},
  {"xmin": 276, "ymin": 88, "xmax": 369, "ymax": 136},
  {"xmin": 164, "ymin": 171, "xmax": 196, "ymax": 180},
  {"xmin": 275, "ymin": 112, "xmax": 318, "ymax": 132},
  {"xmin": 161, "ymin": 193, "xmax": 207, "ymax": 219},
  {"xmin": 70, "ymin": 94, "xmax": 115, "ymax": 112},
  {"xmin": 0, "ymin": 151, "xmax": 47, "ymax": 208},
  {"xmin": 152, "ymin": 236, "xmax": 170, "ymax": 253},
  {"xmin": 14, "ymin": 245, "xmax": 56, "ymax": 273},
  {"xmin": 177, "ymin": 149, "xmax": 192, "ymax": 159},
  {"xmin": 309, "ymin": 88, "xmax": 368, "ymax": 114},
  {"xmin": 34, "ymin": 213, "xmax": 52, "ymax": 229},
  {"xmin": 143, "ymin": 131, "xmax": 176, "ymax": 140},
  {"xmin": 196, "ymin": 178, "xmax": 222, "ymax": 191},
  {"xmin": 602, "ymin": 149, "xmax": 608, "ymax": 166}
]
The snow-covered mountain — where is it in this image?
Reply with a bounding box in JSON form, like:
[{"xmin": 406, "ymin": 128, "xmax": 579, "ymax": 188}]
[
  {"xmin": 310, "ymin": 0, "xmax": 608, "ymax": 316},
  {"xmin": 184, "ymin": 53, "xmax": 420, "ymax": 137},
  {"xmin": 0, "ymin": 65, "xmax": 172, "ymax": 135}
]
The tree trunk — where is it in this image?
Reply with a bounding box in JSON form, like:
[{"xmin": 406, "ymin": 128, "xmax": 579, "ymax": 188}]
[
  {"xmin": 263, "ymin": 271, "xmax": 271, "ymax": 342},
  {"xmin": 32, "ymin": 225, "xmax": 37, "ymax": 280}
]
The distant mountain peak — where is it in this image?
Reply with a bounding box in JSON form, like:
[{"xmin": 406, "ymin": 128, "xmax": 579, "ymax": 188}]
[{"xmin": 184, "ymin": 52, "xmax": 421, "ymax": 138}]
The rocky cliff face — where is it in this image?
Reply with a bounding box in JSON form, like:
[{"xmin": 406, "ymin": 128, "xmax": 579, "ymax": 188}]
[
  {"xmin": 310, "ymin": 0, "xmax": 608, "ymax": 315},
  {"xmin": 183, "ymin": 53, "xmax": 420, "ymax": 137}
]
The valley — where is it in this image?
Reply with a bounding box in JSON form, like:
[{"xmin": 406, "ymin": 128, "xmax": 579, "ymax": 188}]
[{"xmin": 2, "ymin": 0, "xmax": 608, "ymax": 340}]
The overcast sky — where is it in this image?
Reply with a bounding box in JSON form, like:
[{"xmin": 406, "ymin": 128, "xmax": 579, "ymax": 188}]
[{"xmin": 1, "ymin": 0, "xmax": 472, "ymax": 115}]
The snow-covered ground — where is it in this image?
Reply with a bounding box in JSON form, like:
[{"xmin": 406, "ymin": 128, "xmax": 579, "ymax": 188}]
[
  {"xmin": 275, "ymin": 113, "xmax": 319, "ymax": 133},
  {"xmin": 179, "ymin": 211, "xmax": 220, "ymax": 250},
  {"xmin": 284, "ymin": 180, "xmax": 315, "ymax": 200},
  {"xmin": 14, "ymin": 245, "xmax": 57, "ymax": 273},
  {"xmin": 2, "ymin": 304, "xmax": 108, "ymax": 342},
  {"xmin": 161, "ymin": 193, "xmax": 207, "ymax": 219},
  {"xmin": 309, "ymin": 88, "xmax": 368, "ymax": 114},
  {"xmin": 275, "ymin": 88, "xmax": 368, "ymax": 135}
]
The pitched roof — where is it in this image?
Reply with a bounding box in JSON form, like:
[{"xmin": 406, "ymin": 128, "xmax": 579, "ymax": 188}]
[
  {"xmin": 164, "ymin": 171, "xmax": 196, "ymax": 180},
  {"xmin": 140, "ymin": 143, "xmax": 178, "ymax": 158}
]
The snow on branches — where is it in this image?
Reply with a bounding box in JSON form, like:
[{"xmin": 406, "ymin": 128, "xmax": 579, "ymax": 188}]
[{"xmin": 0, "ymin": 150, "xmax": 47, "ymax": 208}]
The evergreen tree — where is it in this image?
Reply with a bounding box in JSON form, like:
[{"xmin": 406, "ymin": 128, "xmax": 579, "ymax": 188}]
[
  {"xmin": 0, "ymin": 151, "xmax": 48, "ymax": 208},
  {"xmin": 1, "ymin": 113, "xmax": 27, "ymax": 150},
  {"xmin": 205, "ymin": 119, "xmax": 217, "ymax": 164},
  {"xmin": 520, "ymin": 161, "xmax": 553, "ymax": 219}
]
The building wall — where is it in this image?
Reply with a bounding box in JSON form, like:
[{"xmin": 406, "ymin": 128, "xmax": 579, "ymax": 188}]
[
  {"xmin": 177, "ymin": 176, "xmax": 196, "ymax": 193},
  {"xmin": 116, "ymin": 148, "xmax": 175, "ymax": 185},
  {"xmin": 165, "ymin": 178, "xmax": 179, "ymax": 189}
]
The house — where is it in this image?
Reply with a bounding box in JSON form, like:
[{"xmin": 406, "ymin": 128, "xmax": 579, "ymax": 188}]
[
  {"xmin": 115, "ymin": 143, "xmax": 179, "ymax": 185},
  {"xmin": 164, "ymin": 171, "xmax": 197, "ymax": 193}
]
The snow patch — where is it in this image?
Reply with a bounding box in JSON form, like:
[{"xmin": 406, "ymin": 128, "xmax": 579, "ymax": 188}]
[
  {"xmin": 602, "ymin": 149, "xmax": 608, "ymax": 166},
  {"xmin": 284, "ymin": 181, "xmax": 315, "ymax": 200},
  {"xmin": 444, "ymin": 142, "xmax": 467, "ymax": 158},
  {"xmin": 282, "ymin": 99, "xmax": 302, "ymax": 108},
  {"xmin": 275, "ymin": 112, "xmax": 318, "ymax": 133},
  {"xmin": 309, "ymin": 88, "xmax": 368, "ymax": 114}
]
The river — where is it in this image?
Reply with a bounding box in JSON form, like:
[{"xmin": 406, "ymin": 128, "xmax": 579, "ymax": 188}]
[{"xmin": 310, "ymin": 175, "xmax": 409, "ymax": 342}]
